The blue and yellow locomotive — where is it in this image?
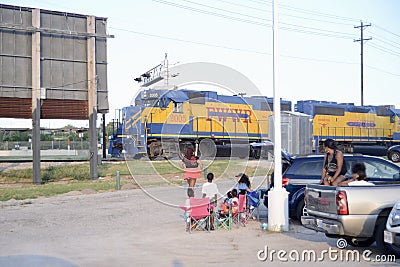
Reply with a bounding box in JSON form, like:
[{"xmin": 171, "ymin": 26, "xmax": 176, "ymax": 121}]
[
  {"xmin": 109, "ymin": 89, "xmax": 400, "ymax": 159},
  {"xmin": 296, "ymin": 100, "xmax": 400, "ymax": 154},
  {"xmin": 109, "ymin": 89, "xmax": 291, "ymax": 159}
]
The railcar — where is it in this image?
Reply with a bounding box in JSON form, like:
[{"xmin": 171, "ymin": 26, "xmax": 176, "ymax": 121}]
[{"xmin": 295, "ymin": 100, "xmax": 400, "ymax": 155}]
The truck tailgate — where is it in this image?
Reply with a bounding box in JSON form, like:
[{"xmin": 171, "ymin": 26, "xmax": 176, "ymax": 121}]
[{"xmin": 305, "ymin": 184, "xmax": 338, "ymax": 215}]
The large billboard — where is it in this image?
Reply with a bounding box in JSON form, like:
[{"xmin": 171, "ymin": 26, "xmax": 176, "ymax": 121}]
[{"xmin": 0, "ymin": 4, "xmax": 109, "ymax": 119}]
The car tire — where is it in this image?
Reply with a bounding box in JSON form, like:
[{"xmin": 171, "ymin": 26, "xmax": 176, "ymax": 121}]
[
  {"xmin": 389, "ymin": 151, "xmax": 400, "ymax": 163},
  {"xmin": 375, "ymin": 218, "xmax": 400, "ymax": 257},
  {"xmin": 296, "ymin": 198, "xmax": 307, "ymax": 221}
]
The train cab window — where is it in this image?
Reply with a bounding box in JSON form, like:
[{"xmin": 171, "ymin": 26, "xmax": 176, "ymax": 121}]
[
  {"xmin": 261, "ymin": 102, "xmax": 272, "ymax": 111},
  {"xmin": 314, "ymin": 106, "xmax": 344, "ymax": 116},
  {"xmin": 188, "ymin": 92, "xmax": 205, "ymax": 104},
  {"xmin": 143, "ymin": 99, "xmax": 159, "ymax": 107},
  {"xmin": 173, "ymin": 102, "xmax": 183, "ymax": 113}
]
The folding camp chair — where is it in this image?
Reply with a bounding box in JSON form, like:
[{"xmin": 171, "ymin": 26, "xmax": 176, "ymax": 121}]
[
  {"xmin": 233, "ymin": 194, "xmax": 247, "ymax": 227},
  {"xmin": 188, "ymin": 197, "xmax": 211, "ymax": 233},
  {"xmin": 247, "ymin": 190, "xmax": 261, "ymax": 221},
  {"xmin": 215, "ymin": 203, "xmax": 232, "ymax": 231}
]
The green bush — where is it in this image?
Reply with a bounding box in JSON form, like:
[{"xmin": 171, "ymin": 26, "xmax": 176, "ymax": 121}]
[{"xmin": 42, "ymin": 166, "xmax": 56, "ymax": 183}]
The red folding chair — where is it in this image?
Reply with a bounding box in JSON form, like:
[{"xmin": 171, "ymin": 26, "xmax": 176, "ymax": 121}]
[
  {"xmin": 188, "ymin": 197, "xmax": 211, "ymax": 233},
  {"xmin": 233, "ymin": 194, "xmax": 247, "ymax": 227}
]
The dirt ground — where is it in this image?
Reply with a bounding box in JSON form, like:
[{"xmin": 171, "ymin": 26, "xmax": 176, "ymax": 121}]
[{"xmin": 1, "ymin": 178, "xmax": 397, "ymax": 267}]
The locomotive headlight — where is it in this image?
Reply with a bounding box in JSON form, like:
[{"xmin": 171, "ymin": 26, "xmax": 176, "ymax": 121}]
[{"xmin": 388, "ymin": 201, "xmax": 400, "ymax": 227}]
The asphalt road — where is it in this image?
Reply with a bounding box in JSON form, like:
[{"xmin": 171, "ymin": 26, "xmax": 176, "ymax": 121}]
[{"xmin": 0, "ymin": 179, "xmax": 399, "ymax": 267}]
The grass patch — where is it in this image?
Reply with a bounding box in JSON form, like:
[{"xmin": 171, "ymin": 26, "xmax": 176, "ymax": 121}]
[
  {"xmin": 0, "ymin": 179, "xmax": 132, "ymax": 201},
  {"xmin": 0, "ymin": 159, "xmax": 271, "ymax": 201}
]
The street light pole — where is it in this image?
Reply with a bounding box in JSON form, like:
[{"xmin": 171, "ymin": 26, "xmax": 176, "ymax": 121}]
[{"xmin": 268, "ymin": 0, "xmax": 289, "ymax": 232}]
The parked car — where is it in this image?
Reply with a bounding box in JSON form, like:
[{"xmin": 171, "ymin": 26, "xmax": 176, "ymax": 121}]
[
  {"xmin": 384, "ymin": 200, "xmax": 400, "ymax": 257},
  {"xmin": 388, "ymin": 145, "xmax": 400, "ymax": 163},
  {"xmin": 264, "ymin": 154, "xmax": 400, "ymax": 221}
]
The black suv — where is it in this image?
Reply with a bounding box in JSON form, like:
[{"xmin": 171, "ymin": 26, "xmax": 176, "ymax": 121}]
[{"xmin": 264, "ymin": 154, "xmax": 400, "ymax": 221}]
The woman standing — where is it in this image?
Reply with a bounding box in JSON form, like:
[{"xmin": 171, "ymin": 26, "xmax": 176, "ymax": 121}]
[
  {"xmin": 320, "ymin": 139, "xmax": 347, "ymax": 186},
  {"xmin": 181, "ymin": 147, "xmax": 203, "ymax": 189}
]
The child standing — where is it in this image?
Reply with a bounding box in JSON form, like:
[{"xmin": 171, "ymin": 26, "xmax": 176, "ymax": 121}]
[
  {"xmin": 202, "ymin": 172, "xmax": 219, "ymax": 230},
  {"xmin": 202, "ymin": 172, "xmax": 219, "ymax": 206},
  {"xmin": 183, "ymin": 188, "xmax": 194, "ymax": 231}
]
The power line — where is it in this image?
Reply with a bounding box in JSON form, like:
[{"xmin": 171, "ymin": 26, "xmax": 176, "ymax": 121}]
[
  {"xmin": 153, "ymin": 0, "xmax": 356, "ymax": 40},
  {"xmin": 211, "ymin": 0, "xmax": 269, "ymax": 12},
  {"xmin": 280, "ymin": 26, "xmax": 354, "ymax": 39},
  {"xmin": 109, "ymin": 26, "xmax": 270, "ymax": 55},
  {"xmin": 242, "ymin": 0, "xmax": 360, "ymax": 24},
  {"xmin": 375, "ymin": 24, "xmax": 400, "ymax": 39},
  {"xmin": 111, "ymin": 26, "xmax": 391, "ymax": 73},
  {"xmin": 281, "ymin": 54, "xmax": 357, "ymax": 65},
  {"xmin": 367, "ymin": 42, "xmax": 400, "ymax": 58},
  {"xmin": 279, "ymin": 11, "xmax": 352, "ymax": 26},
  {"xmin": 152, "ymin": 0, "xmax": 269, "ymax": 26},
  {"xmin": 372, "ymin": 36, "xmax": 400, "ymax": 52},
  {"xmin": 216, "ymin": 0, "xmax": 355, "ymax": 27},
  {"xmin": 365, "ymin": 64, "xmax": 400, "ymax": 77},
  {"xmin": 178, "ymin": 0, "xmax": 269, "ymax": 22},
  {"xmin": 369, "ymin": 32, "xmax": 400, "ymax": 50},
  {"xmin": 280, "ymin": 22, "xmax": 356, "ymax": 38},
  {"xmin": 242, "ymin": 0, "xmax": 272, "ymax": 6},
  {"xmin": 278, "ymin": 3, "xmax": 359, "ymax": 23}
]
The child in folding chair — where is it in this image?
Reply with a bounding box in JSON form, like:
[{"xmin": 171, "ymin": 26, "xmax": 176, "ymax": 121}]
[
  {"xmin": 230, "ymin": 189, "xmax": 239, "ymax": 215},
  {"xmin": 219, "ymin": 190, "xmax": 232, "ymax": 217}
]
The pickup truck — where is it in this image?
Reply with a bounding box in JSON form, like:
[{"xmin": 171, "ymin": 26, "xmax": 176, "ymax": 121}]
[
  {"xmin": 263, "ymin": 154, "xmax": 400, "ymax": 222},
  {"xmin": 301, "ymin": 183, "xmax": 400, "ymax": 256}
]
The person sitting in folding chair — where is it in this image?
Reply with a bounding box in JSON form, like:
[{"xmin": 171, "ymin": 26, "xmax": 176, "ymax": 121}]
[
  {"xmin": 232, "ymin": 194, "xmax": 247, "ymax": 227},
  {"xmin": 219, "ymin": 190, "xmax": 232, "ymax": 217},
  {"xmin": 229, "ymin": 189, "xmax": 239, "ymax": 217},
  {"xmin": 230, "ymin": 189, "xmax": 239, "ymax": 206},
  {"xmin": 236, "ymin": 173, "xmax": 251, "ymax": 195}
]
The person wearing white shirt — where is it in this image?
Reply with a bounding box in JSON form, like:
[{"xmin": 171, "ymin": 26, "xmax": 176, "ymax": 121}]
[
  {"xmin": 202, "ymin": 172, "xmax": 219, "ymax": 205},
  {"xmin": 202, "ymin": 172, "xmax": 219, "ymax": 230}
]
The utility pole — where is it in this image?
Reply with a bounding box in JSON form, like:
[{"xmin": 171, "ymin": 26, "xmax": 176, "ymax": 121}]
[{"xmin": 354, "ymin": 21, "xmax": 371, "ymax": 106}]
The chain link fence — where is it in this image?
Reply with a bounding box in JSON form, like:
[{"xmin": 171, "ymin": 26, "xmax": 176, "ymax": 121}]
[{"xmin": 0, "ymin": 141, "xmax": 90, "ymax": 151}]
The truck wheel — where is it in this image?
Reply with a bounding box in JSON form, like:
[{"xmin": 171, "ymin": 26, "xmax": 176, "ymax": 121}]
[
  {"xmin": 344, "ymin": 237, "xmax": 375, "ymax": 247},
  {"xmin": 389, "ymin": 151, "xmax": 400, "ymax": 163},
  {"xmin": 375, "ymin": 218, "xmax": 400, "ymax": 257},
  {"xmin": 296, "ymin": 198, "xmax": 307, "ymax": 221}
]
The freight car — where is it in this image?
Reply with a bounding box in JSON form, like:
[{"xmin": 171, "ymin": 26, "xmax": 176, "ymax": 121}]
[
  {"xmin": 295, "ymin": 100, "xmax": 400, "ymax": 155},
  {"xmin": 108, "ymin": 89, "xmax": 291, "ymax": 159}
]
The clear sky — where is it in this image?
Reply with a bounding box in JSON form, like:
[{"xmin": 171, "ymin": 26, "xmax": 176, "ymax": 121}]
[{"xmin": 1, "ymin": 0, "xmax": 400, "ymax": 128}]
